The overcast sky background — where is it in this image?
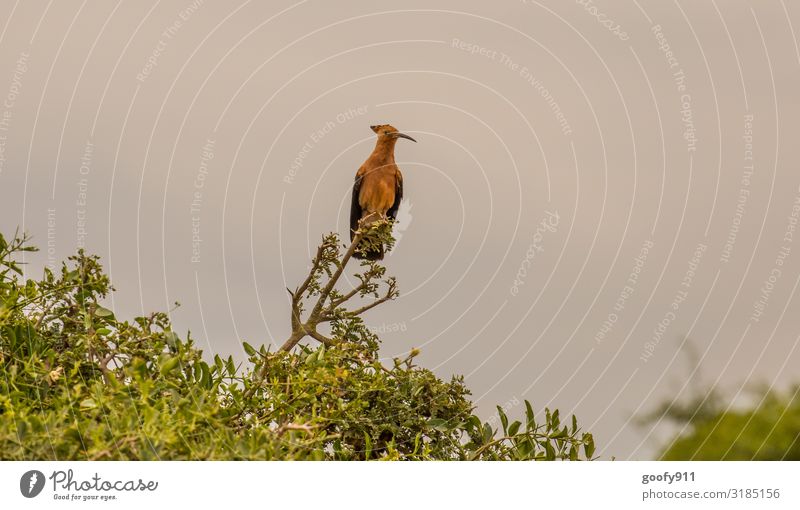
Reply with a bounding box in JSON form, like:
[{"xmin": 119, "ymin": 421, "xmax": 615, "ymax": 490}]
[{"xmin": 1, "ymin": 0, "xmax": 800, "ymax": 459}]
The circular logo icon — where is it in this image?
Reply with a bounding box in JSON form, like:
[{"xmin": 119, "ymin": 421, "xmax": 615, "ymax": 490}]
[{"xmin": 20, "ymin": 470, "xmax": 45, "ymax": 498}]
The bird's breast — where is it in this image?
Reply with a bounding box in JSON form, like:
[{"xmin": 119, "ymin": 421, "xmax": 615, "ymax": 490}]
[{"xmin": 359, "ymin": 171, "xmax": 396, "ymax": 214}]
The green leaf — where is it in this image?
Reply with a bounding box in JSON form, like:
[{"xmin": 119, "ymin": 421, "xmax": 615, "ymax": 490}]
[
  {"xmin": 427, "ymin": 418, "xmax": 450, "ymax": 432},
  {"xmin": 569, "ymin": 445, "xmax": 578, "ymax": 461},
  {"xmin": 305, "ymin": 350, "xmax": 318, "ymax": 365},
  {"xmin": 199, "ymin": 362, "xmax": 211, "ymax": 388},
  {"xmin": 584, "ymin": 433, "xmax": 595, "ymax": 459},
  {"xmin": 508, "ymin": 420, "xmax": 521, "ymax": 437},
  {"xmin": 525, "ymin": 400, "xmax": 536, "ymax": 429},
  {"xmin": 551, "ymin": 426, "xmax": 569, "ymax": 439},
  {"xmin": 544, "ymin": 440, "xmax": 555, "ymax": 460},
  {"xmin": 467, "ymin": 415, "xmax": 482, "ymax": 433},
  {"xmin": 160, "ymin": 356, "xmax": 180, "ymax": 375},
  {"xmin": 242, "ymin": 342, "xmax": 256, "ymax": 356},
  {"xmin": 164, "ymin": 331, "xmax": 179, "ymax": 349},
  {"xmin": 496, "ymin": 406, "xmax": 509, "ymax": 435},
  {"xmin": 95, "ymin": 306, "xmax": 114, "ymax": 318},
  {"xmin": 482, "ymin": 422, "xmax": 493, "ymax": 444},
  {"xmin": 516, "ymin": 439, "xmax": 532, "ymax": 459}
]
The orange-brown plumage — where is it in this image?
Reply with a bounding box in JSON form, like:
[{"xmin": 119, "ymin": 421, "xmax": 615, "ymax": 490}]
[{"xmin": 350, "ymin": 124, "xmax": 415, "ymax": 260}]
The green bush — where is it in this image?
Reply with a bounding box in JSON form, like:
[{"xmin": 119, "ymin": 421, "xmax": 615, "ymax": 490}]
[
  {"xmin": 650, "ymin": 386, "xmax": 800, "ymax": 461},
  {"xmin": 0, "ymin": 229, "xmax": 595, "ymax": 460}
]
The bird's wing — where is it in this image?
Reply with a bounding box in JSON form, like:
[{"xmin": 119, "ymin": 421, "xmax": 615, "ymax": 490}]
[
  {"xmin": 350, "ymin": 174, "xmax": 363, "ymax": 241},
  {"xmin": 386, "ymin": 169, "xmax": 403, "ymax": 221}
]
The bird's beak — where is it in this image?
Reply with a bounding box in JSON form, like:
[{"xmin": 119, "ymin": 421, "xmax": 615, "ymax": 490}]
[{"xmin": 393, "ymin": 132, "xmax": 417, "ymax": 142}]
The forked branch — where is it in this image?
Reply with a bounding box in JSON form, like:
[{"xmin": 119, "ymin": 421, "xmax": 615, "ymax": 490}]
[{"xmin": 279, "ymin": 222, "xmax": 398, "ymax": 352}]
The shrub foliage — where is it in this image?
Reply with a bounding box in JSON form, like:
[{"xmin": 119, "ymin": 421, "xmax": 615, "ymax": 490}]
[
  {"xmin": 0, "ymin": 228, "xmax": 595, "ymax": 460},
  {"xmin": 642, "ymin": 383, "xmax": 800, "ymax": 461}
]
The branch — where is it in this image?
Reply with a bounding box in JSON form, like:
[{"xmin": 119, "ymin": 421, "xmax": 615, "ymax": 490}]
[
  {"xmin": 295, "ymin": 241, "xmax": 327, "ymax": 301},
  {"xmin": 279, "ymin": 232, "xmax": 364, "ymax": 352},
  {"xmin": 275, "ymin": 422, "xmax": 316, "ymax": 437},
  {"xmin": 329, "ymin": 280, "xmax": 368, "ymax": 309},
  {"xmin": 97, "ymin": 352, "xmax": 116, "ymax": 384},
  {"xmin": 307, "ymin": 231, "xmax": 363, "ymax": 320},
  {"xmin": 307, "ymin": 329, "xmax": 337, "ymax": 347},
  {"xmin": 347, "ymin": 279, "xmax": 397, "ymax": 317},
  {"xmin": 279, "ymin": 329, "xmax": 306, "ymax": 353},
  {"xmin": 278, "ymin": 224, "xmax": 396, "ymax": 353}
]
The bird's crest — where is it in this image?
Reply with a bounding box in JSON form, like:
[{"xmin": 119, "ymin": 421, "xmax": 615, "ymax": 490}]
[{"xmin": 370, "ymin": 124, "xmax": 397, "ymax": 134}]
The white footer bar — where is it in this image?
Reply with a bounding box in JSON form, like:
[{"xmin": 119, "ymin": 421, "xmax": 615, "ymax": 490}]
[{"xmin": 1, "ymin": 461, "xmax": 797, "ymax": 509}]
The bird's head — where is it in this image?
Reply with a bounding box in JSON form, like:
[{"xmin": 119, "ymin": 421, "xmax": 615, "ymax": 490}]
[{"xmin": 370, "ymin": 124, "xmax": 416, "ymax": 143}]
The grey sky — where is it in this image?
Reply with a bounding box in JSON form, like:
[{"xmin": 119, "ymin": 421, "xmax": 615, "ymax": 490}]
[{"xmin": 1, "ymin": 0, "xmax": 799, "ymax": 459}]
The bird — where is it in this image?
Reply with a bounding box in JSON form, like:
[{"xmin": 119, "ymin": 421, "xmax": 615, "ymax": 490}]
[{"xmin": 350, "ymin": 124, "xmax": 416, "ymax": 260}]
